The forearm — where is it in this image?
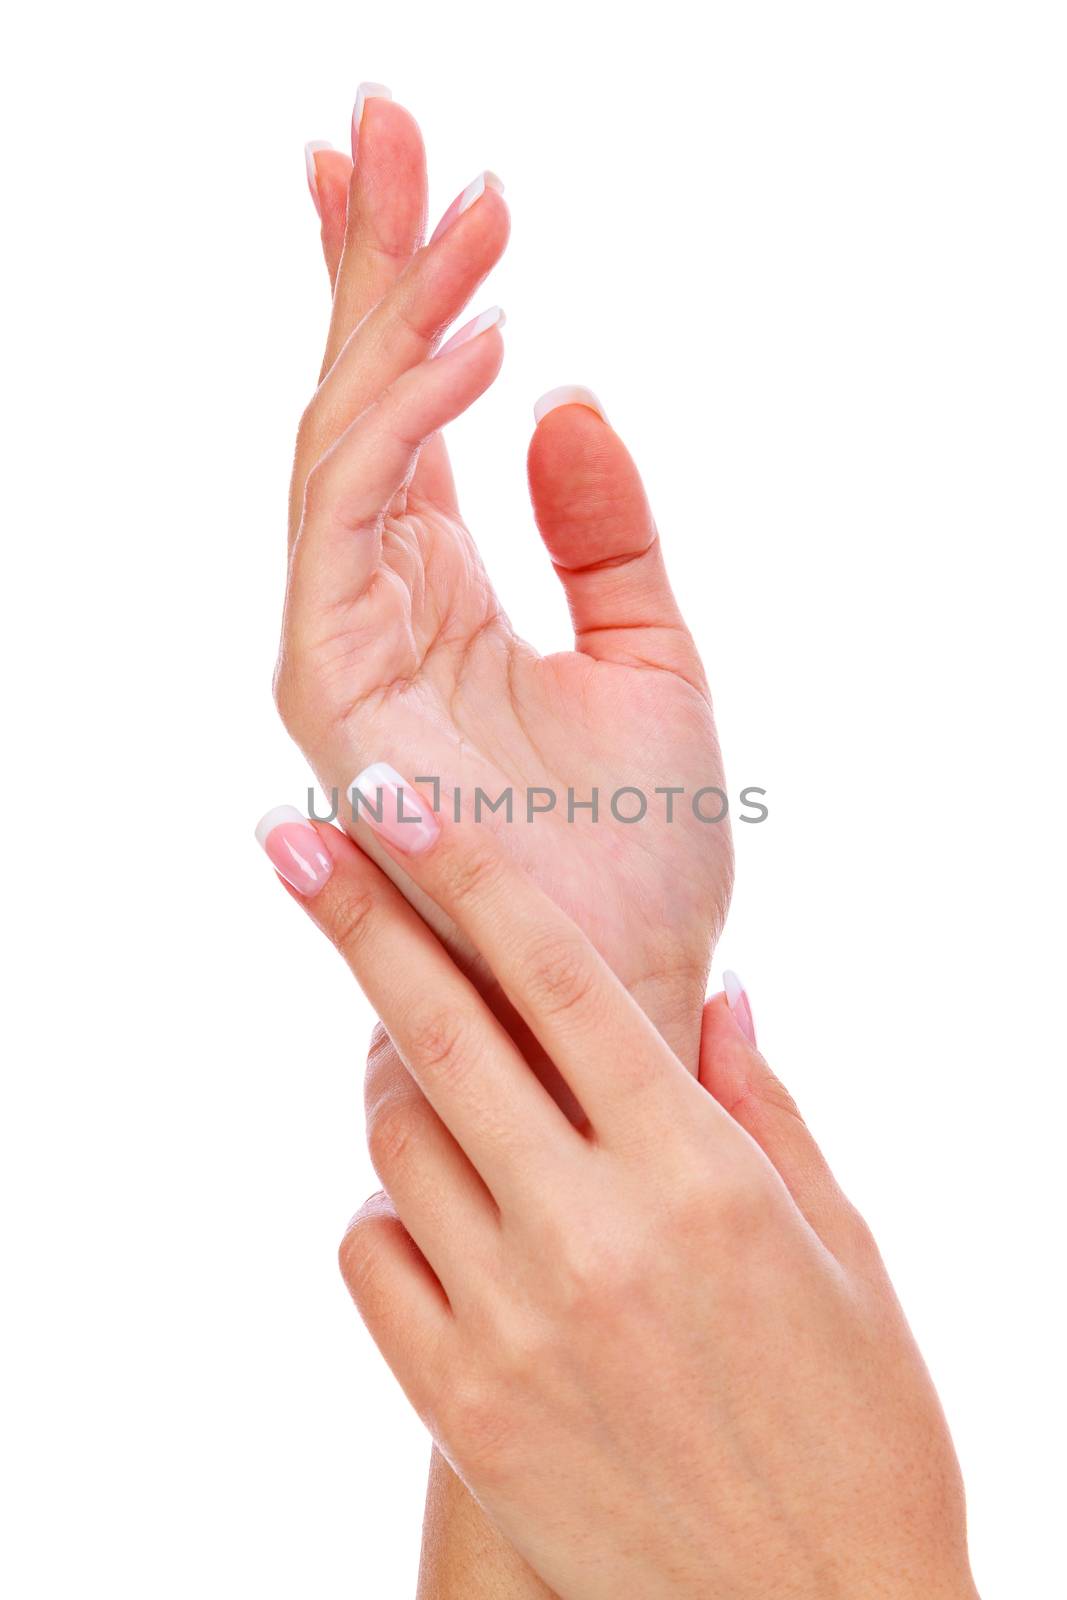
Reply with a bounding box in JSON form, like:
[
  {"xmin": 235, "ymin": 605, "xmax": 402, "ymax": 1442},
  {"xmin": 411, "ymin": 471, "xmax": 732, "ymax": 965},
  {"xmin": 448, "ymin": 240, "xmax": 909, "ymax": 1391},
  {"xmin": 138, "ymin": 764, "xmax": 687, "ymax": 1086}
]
[{"xmin": 418, "ymin": 1448, "xmax": 556, "ymax": 1599}]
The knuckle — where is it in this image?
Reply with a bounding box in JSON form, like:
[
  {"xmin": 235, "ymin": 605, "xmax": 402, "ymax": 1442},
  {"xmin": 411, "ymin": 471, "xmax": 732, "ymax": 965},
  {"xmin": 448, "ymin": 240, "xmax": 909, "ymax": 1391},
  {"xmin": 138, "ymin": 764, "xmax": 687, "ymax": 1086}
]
[
  {"xmin": 711, "ymin": 1160, "xmax": 778, "ymax": 1240},
  {"xmin": 405, "ymin": 1006, "xmax": 473, "ymax": 1091},
  {"xmin": 522, "ymin": 933, "xmax": 599, "ymax": 1024},
  {"xmin": 390, "ymin": 292, "xmax": 434, "ymax": 348},
  {"xmin": 442, "ymin": 1379, "xmax": 516, "ymax": 1484},
  {"xmin": 366, "ymin": 1021, "xmax": 394, "ymax": 1071},
  {"xmin": 337, "ymin": 1207, "xmax": 388, "ymax": 1298},
  {"xmin": 556, "ymin": 1229, "xmax": 635, "ymax": 1315},
  {"xmin": 437, "ymin": 843, "xmax": 507, "ymax": 910},
  {"xmin": 363, "ymin": 1031, "xmax": 404, "ymax": 1120},
  {"xmin": 366, "ymin": 1099, "xmax": 415, "ymax": 1178},
  {"xmin": 661, "ymin": 1164, "xmax": 718, "ymax": 1238},
  {"xmin": 328, "ymin": 882, "xmax": 378, "ymax": 961}
]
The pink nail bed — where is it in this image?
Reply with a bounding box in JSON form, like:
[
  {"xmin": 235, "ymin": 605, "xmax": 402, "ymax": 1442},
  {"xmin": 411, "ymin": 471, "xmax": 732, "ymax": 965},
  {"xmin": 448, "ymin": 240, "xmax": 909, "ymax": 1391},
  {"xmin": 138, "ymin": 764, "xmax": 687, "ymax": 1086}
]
[
  {"xmin": 349, "ymin": 763, "xmax": 441, "ymax": 855},
  {"xmin": 430, "ymin": 171, "xmax": 505, "ymax": 244},
  {"xmin": 723, "ymin": 970, "xmax": 756, "ymax": 1047},
  {"xmin": 256, "ymin": 805, "xmax": 334, "ymax": 896}
]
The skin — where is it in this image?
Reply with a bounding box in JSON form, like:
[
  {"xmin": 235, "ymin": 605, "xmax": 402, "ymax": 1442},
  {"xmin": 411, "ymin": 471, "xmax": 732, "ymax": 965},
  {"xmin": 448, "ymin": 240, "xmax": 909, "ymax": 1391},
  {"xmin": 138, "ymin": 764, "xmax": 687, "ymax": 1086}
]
[
  {"xmin": 286, "ymin": 95, "xmax": 735, "ymax": 1592},
  {"xmin": 282, "ymin": 97, "xmax": 733, "ymax": 1076},
  {"xmin": 273, "ymin": 818, "xmax": 979, "ymax": 1600}
]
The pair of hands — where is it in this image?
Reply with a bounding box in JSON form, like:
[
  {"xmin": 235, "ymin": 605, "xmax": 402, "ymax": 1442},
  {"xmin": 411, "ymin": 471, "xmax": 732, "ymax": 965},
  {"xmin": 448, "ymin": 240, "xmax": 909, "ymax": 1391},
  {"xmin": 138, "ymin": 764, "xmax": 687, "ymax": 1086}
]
[
  {"xmin": 262, "ymin": 87, "xmax": 976, "ymax": 1596},
  {"xmin": 258, "ymin": 798, "xmax": 975, "ymax": 1600}
]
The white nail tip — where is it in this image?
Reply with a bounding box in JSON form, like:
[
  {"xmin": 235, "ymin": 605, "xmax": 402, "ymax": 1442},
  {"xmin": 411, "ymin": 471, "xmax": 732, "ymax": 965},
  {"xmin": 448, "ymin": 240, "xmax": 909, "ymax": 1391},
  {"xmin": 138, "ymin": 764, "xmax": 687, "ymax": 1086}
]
[
  {"xmin": 457, "ymin": 173, "xmax": 487, "ymax": 214},
  {"xmin": 254, "ymin": 804, "xmax": 309, "ymax": 848},
  {"xmin": 471, "ymin": 305, "xmax": 505, "ymax": 334},
  {"xmin": 437, "ymin": 305, "xmax": 506, "ymax": 357},
  {"xmin": 456, "ymin": 169, "xmax": 505, "ymax": 218},
  {"xmin": 533, "ymin": 385, "xmax": 608, "ymax": 425},
  {"xmin": 305, "ymin": 141, "xmax": 331, "ymax": 195},
  {"xmin": 722, "ymin": 970, "xmax": 745, "ymax": 1010},
  {"xmin": 349, "ymin": 762, "xmax": 405, "ymax": 802},
  {"xmin": 353, "ymin": 82, "xmax": 392, "ymax": 131}
]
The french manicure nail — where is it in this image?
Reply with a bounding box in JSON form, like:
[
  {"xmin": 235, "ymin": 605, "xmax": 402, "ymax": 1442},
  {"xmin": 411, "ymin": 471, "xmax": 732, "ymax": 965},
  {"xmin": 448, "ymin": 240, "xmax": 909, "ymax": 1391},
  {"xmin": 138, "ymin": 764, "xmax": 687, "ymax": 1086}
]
[
  {"xmin": 349, "ymin": 763, "xmax": 441, "ymax": 856},
  {"xmin": 256, "ymin": 805, "xmax": 334, "ymax": 896},
  {"xmin": 430, "ymin": 171, "xmax": 505, "ymax": 244},
  {"xmin": 533, "ymin": 385, "xmax": 608, "ymax": 425},
  {"xmin": 437, "ymin": 305, "xmax": 506, "ymax": 357},
  {"xmin": 722, "ymin": 970, "xmax": 757, "ymax": 1047},
  {"xmin": 351, "ymin": 82, "xmax": 392, "ymax": 159},
  {"xmin": 304, "ymin": 141, "xmax": 332, "ymax": 216}
]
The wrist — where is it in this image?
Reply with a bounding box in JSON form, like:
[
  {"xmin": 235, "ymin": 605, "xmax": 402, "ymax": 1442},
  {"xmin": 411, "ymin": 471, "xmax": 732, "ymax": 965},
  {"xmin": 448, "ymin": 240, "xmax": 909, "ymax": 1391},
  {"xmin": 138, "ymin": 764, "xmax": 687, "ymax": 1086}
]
[{"xmin": 628, "ymin": 965, "xmax": 708, "ymax": 1073}]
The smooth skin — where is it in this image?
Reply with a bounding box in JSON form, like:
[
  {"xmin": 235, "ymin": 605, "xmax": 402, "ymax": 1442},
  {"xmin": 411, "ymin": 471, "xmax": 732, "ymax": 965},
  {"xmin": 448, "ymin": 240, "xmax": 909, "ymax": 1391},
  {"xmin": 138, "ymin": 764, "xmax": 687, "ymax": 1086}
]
[
  {"xmin": 282, "ymin": 94, "xmax": 733, "ymax": 1077},
  {"xmin": 289, "ymin": 92, "xmax": 734, "ymax": 1594},
  {"xmin": 272, "ymin": 815, "xmax": 978, "ymax": 1600}
]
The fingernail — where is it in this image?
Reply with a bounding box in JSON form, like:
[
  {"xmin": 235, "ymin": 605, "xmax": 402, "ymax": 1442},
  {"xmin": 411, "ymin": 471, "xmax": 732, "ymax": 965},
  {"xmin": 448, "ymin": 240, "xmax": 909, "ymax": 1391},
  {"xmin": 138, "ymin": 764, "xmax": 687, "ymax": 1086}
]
[
  {"xmin": 722, "ymin": 970, "xmax": 757, "ymax": 1047},
  {"xmin": 430, "ymin": 171, "xmax": 505, "ymax": 244},
  {"xmin": 533, "ymin": 385, "xmax": 608, "ymax": 425},
  {"xmin": 437, "ymin": 305, "xmax": 506, "ymax": 358},
  {"xmin": 351, "ymin": 82, "xmax": 392, "ymax": 159},
  {"xmin": 304, "ymin": 141, "xmax": 332, "ymax": 216},
  {"xmin": 349, "ymin": 763, "xmax": 441, "ymax": 856},
  {"xmin": 256, "ymin": 805, "xmax": 334, "ymax": 897}
]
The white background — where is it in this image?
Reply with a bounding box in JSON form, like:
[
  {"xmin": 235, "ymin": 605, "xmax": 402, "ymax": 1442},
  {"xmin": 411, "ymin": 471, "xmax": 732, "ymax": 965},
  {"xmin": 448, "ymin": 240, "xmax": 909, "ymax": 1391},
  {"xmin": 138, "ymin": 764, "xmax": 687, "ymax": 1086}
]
[{"xmin": 2, "ymin": 2, "xmax": 1064, "ymax": 1594}]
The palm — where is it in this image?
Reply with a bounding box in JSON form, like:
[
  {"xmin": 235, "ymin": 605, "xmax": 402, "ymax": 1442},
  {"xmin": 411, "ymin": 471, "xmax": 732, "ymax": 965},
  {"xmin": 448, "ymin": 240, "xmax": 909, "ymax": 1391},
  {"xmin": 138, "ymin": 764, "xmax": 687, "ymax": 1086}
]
[{"xmin": 306, "ymin": 496, "xmax": 732, "ymax": 1015}]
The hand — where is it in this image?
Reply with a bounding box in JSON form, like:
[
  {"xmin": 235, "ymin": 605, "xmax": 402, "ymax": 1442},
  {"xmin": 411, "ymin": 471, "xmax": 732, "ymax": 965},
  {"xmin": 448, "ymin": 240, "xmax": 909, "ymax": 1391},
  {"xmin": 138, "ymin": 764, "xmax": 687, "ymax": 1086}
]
[
  {"xmin": 277, "ymin": 92, "xmax": 732, "ymax": 1069},
  {"xmin": 259, "ymin": 805, "xmax": 977, "ymax": 1600}
]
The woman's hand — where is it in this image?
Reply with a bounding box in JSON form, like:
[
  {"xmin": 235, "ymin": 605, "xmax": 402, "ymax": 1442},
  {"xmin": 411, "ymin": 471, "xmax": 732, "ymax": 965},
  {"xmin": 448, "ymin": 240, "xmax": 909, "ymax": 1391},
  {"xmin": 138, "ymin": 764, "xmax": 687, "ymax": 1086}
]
[
  {"xmin": 277, "ymin": 91, "xmax": 733, "ymax": 1072},
  {"xmin": 257, "ymin": 800, "xmax": 977, "ymax": 1600}
]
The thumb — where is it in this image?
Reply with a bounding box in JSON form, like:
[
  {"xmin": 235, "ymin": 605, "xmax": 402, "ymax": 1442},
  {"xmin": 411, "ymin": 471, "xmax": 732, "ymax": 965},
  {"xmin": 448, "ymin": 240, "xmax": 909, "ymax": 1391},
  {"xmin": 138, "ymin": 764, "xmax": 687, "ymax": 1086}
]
[
  {"xmin": 699, "ymin": 979, "xmax": 871, "ymax": 1266},
  {"xmin": 527, "ymin": 390, "xmax": 705, "ymax": 690}
]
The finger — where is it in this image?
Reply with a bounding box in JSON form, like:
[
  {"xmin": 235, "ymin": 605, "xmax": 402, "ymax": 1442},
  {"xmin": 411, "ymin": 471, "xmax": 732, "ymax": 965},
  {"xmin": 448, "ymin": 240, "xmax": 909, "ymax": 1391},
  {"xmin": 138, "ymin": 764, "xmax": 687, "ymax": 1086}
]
[
  {"xmin": 258, "ymin": 811, "xmax": 581, "ymax": 1203},
  {"xmin": 287, "ymin": 315, "xmax": 505, "ymax": 619},
  {"xmin": 698, "ymin": 985, "xmax": 871, "ymax": 1263},
  {"xmin": 527, "ymin": 392, "xmax": 706, "ymax": 690},
  {"xmin": 305, "ymin": 142, "xmax": 352, "ymax": 290},
  {"xmin": 364, "ymin": 1024, "xmax": 500, "ymax": 1302},
  {"xmin": 321, "ymin": 89, "xmax": 428, "ymax": 378},
  {"xmin": 338, "ymin": 1190, "xmax": 453, "ymax": 1419},
  {"xmin": 411, "ymin": 174, "xmax": 505, "ymax": 512},
  {"xmin": 291, "ymin": 178, "xmax": 509, "ymax": 545},
  {"xmin": 343, "ymin": 765, "xmax": 723, "ymax": 1149}
]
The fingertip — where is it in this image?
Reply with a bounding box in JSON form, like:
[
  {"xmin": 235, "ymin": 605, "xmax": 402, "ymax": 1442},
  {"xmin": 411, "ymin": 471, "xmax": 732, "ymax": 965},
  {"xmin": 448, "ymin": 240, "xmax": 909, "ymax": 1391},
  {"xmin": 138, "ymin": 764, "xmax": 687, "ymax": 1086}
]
[
  {"xmin": 310, "ymin": 147, "xmax": 354, "ymax": 280},
  {"xmin": 352, "ymin": 83, "xmax": 393, "ymax": 153},
  {"xmin": 722, "ymin": 969, "xmax": 757, "ymax": 1048},
  {"xmin": 305, "ymin": 141, "xmax": 332, "ymax": 215},
  {"xmin": 436, "ymin": 304, "xmax": 506, "ymax": 359},
  {"xmin": 347, "ymin": 95, "xmax": 429, "ymax": 254},
  {"xmin": 527, "ymin": 397, "xmax": 653, "ymax": 568},
  {"xmin": 697, "ymin": 990, "xmax": 756, "ymax": 1103}
]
